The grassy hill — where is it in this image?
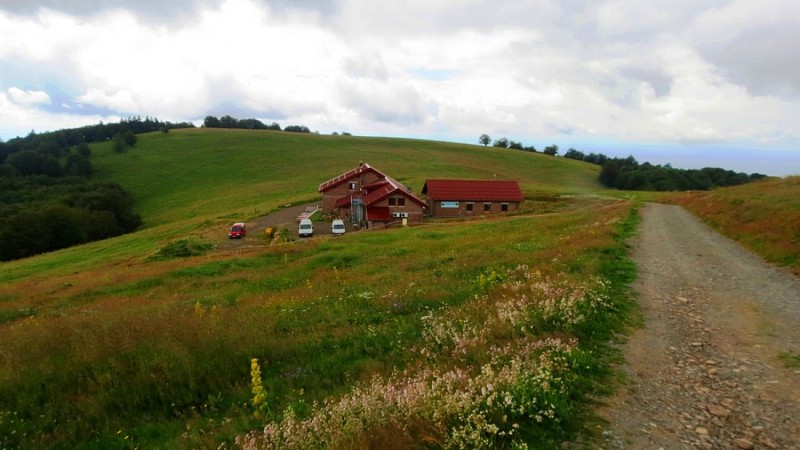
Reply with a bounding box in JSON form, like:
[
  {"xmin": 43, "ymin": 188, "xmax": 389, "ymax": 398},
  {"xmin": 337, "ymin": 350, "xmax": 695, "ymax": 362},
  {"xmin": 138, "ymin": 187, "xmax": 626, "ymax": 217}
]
[
  {"xmin": 92, "ymin": 129, "xmax": 603, "ymax": 225},
  {"xmin": 0, "ymin": 129, "xmax": 636, "ymax": 449},
  {"xmin": 0, "ymin": 129, "xmax": 604, "ymax": 284},
  {"xmin": 669, "ymin": 176, "xmax": 800, "ymax": 276}
]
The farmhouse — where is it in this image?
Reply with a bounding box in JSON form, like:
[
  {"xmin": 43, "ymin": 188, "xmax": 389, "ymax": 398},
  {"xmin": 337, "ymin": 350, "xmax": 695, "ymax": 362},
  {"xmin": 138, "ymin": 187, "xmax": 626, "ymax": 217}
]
[
  {"xmin": 421, "ymin": 179, "xmax": 524, "ymax": 217},
  {"xmin": 318, "ymin": 162, "xmax": 426, "ymax": 228}
]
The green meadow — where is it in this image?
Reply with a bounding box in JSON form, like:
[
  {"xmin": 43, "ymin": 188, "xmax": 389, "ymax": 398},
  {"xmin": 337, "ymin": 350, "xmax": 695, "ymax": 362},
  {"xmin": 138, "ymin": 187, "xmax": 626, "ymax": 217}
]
[{"xmin": 0, "ymin": 129, "xmax": 637, "ymax": 449}]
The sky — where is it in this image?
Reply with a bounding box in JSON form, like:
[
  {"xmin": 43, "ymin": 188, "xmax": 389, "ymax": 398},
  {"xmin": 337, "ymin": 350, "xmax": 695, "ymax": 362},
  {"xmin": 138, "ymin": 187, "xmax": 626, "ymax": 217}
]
[{"xmin": 1, "ymin": 0, "xmax": 799, "ymax": 176}]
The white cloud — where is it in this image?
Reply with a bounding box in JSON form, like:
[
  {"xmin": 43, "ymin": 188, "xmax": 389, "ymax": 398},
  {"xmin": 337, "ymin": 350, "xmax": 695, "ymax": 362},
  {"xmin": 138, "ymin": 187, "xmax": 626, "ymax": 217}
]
[
  {"xmin": 7, "ymin": 87, "xmax": 51, "ymax": 105},
  {"xmin": 0, "ymin": 90, "xmax": 116, "ymax": 138},
  {"xmin": 76, "ymin": 88, "xmax": 136, "ymax": 112},
  {"xmin": 1, "ymin": 0, "xmax": 799, "ymax": 174}
]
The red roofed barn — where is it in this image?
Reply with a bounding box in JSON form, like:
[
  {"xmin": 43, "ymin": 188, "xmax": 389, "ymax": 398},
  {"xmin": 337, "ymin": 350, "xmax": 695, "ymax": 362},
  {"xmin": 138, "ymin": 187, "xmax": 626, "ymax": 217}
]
[
  {"xmin": 422, "ymin": 179, "xmax": 524, "ymax": 217},
  {"xmin": 319, "ymin": 162, "xmax": 426, "ymax": 228}
]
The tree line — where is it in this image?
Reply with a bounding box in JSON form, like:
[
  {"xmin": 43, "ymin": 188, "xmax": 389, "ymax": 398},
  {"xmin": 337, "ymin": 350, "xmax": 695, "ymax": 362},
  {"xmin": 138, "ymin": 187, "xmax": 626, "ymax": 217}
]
[
  {"xmin": 0, "ymin": 176, "xmax": 142, "ymax": 261},
  {"xmin": 596, "ymin": 156, "xmax": 767, "ymax": 191},
  {"xmin": 202, "ymin": 115, "xmax": 311, "ymax": 133},
  {"xmin": 479, "ymin": 134, "xmax": 767, "ymax": 191},
  {"xmin": 1, "ymin": 116, "xmax": 193, "ymax": 167},
  {"xmin": 0, "ymin": 119, "xmax": 178, "ymax": 261}
]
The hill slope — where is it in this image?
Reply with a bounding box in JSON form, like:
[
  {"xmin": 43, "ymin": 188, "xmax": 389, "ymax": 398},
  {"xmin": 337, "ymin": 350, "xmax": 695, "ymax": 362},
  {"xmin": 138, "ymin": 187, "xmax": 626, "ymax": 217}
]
[
  {"xmin": 89, "ymin": 129, "xmax": 602, "ymax": 225},
  {"xmin": 1, "ymin": 129, "xmax": 603, "ymax": 283},
  {"xmin": 0, "ymin": 130, "xmax": 631, "ymax": 449},
  {"xmin": 670, "ymin": 176, "xmax": 800, "ymax": 275}
]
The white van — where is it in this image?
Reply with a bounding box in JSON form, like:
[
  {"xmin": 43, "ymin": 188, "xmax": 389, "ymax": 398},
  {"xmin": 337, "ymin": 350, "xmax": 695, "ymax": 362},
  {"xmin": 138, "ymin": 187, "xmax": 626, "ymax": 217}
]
[
  {"xmin": 298, "ymin": 219, "xmax": 313, "ymax": 237},
  {"xmin": 331, "ymin": 219, "xmax": 346, "ymax": 235}
]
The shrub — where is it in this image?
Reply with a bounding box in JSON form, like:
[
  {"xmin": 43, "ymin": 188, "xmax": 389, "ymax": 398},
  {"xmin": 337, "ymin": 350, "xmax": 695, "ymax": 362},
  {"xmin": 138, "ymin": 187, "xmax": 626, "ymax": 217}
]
[{"xmin": 149, "ymin": 239, "xmax": 213, "ymax": 260}]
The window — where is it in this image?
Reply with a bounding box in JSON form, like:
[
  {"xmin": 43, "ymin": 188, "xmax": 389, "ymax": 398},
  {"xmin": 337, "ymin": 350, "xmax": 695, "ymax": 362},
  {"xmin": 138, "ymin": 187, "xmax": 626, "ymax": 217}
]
[
  {"xmin": 483, "ymin": 203, "xmax": 491, "ymax": 212},
  {"xmin": 501, "ymin": 203, "xmax": 509, "ymax": 212},
  {"xmin": 397, "ymin": 197, "xmax": 405, "ymax": 206},
  {"xmin": 466, "ymin": 202, "xmax": 474, "ymax": 212},
  {"xmin": 349, "ymin": 182, "xmax": 357, "ymax": 190},
  {"xmin": 389, "ymin": 197, "xmax": 397, "ymax": 206}
]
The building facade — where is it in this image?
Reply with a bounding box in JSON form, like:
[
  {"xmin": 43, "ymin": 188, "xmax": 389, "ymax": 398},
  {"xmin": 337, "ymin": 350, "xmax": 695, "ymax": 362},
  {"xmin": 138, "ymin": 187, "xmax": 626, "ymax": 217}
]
[
  {"xmin": 318, "ymin": 162, "xmax": 426, "ymax": 228},
  {"xmin": 421, "ymin": 179, "xmax": 524, "ymax": 218}
]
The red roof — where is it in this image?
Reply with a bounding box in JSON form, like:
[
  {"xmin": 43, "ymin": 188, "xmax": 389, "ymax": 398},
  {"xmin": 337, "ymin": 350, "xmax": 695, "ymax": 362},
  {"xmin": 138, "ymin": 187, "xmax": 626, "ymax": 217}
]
[
  {"xmin": 322, "ymin": 162, "xmax": 427, "ymax": 213},
  {"xmin": 422, "ymin": 180, "xmax": 523, "ymax": 202},
  {"xmin": 362, "ymin": 176, "xmax": 426, "ymax": 208},
  {"xmin": 318, "ymin": 162, "xmax": 385, "ymax": 192}
]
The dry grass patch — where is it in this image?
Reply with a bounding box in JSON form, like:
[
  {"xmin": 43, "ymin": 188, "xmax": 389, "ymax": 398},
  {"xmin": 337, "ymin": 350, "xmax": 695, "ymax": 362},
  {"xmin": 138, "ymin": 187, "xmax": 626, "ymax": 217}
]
[{"xmin": 670, "ymin": 176, "xmax": 800, "ymax": 275}]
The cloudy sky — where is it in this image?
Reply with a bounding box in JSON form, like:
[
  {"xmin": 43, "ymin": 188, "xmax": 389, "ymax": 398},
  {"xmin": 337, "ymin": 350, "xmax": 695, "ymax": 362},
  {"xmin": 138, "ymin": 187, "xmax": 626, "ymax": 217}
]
[{"xmin": 1, "ymin": 0, "xmax": 799, "ymax": 175}]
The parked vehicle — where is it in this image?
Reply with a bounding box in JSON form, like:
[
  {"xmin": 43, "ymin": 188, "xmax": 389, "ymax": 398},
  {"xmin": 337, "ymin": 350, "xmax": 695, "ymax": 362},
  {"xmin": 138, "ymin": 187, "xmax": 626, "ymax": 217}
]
[
  {"xmin": 228, "ymin": 222, "xmax": 246, "ymax": 239},
  {"xmin": 298, "ymin": 219, "xmax": 313, "ymax": 237},
  {"xmin": 331, "ymin": 219, "xmax": 346, "ymax": 235}
]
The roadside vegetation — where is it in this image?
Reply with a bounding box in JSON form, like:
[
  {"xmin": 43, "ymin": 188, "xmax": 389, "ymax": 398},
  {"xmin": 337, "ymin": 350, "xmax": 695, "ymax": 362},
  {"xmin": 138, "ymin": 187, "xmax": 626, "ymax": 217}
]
[
  {"xmin": 669, "ymin": 176, "xmax": 800, "ymax": 276},
  {"xmin": 0, "ymin": 127, "xmax": 645, "ymax": 448},
  {"xmin": 0, "ymin": 198, "xmax": 637, "ymax": 448}
]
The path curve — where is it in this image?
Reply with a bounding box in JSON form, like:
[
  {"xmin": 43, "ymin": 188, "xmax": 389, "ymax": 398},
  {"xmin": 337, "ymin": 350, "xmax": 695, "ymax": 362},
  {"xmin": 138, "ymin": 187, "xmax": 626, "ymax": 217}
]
[{"xmin": 600, "ymin": 203, "xmax": 800, "ymax": 450}]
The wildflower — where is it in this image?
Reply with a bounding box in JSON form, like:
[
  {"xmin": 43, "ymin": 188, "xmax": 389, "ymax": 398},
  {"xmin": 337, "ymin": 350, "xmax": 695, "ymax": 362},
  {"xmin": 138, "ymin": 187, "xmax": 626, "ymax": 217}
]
[{"xmin": 250, "ymin": 358, "xmax": 268, "ymax": 418}]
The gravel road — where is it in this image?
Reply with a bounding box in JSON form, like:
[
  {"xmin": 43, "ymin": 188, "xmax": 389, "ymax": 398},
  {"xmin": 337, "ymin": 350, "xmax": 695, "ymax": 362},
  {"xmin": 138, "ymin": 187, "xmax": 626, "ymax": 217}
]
[{"xmin": 599, "ymin": 203, "xmax": 800, "ymax": 450}]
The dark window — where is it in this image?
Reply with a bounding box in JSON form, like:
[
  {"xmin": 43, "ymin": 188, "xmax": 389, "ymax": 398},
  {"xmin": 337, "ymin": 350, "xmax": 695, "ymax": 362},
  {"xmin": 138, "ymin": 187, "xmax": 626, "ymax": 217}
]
[
  {"xmin": 466, "ymin": 202, "xmax": 474, "ymax": 212},
  {"xmin": 397, "ymin": 197, "xmax": 405, "ymax": 206},
  {"xmin": 349, "ymin": 182, "xmax": 357, "ymax": 190},
  {"xmin": 389, "ymin": 197, "xmax": 397, "ymax": 206},
  {"xmin": 483, "ymin": 203, "xmax": 491, "ymax": 212},
  {"xmin": 501, "ymin": 203, "xmax": 509, "ymax": 212}
]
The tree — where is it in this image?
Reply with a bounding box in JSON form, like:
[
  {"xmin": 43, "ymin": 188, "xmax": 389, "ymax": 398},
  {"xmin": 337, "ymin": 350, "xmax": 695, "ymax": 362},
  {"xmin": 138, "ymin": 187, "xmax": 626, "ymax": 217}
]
[
  {"xmin": 64, "ymin": 154, "xmax": 93, "ymax": 177},
  {"xmin": 543, "ymin": 144, "xmax": 559, "ymax": 156},
  {"xmin": 203, "ymin": 115, "xmax": 222, "ymax": 128},
  {"xmin": 492, "ymin": 137, "xmax": 509, "ymax": 148},
  {"xmin": 6, "ymin": 150, "xmax": 42, "ymax": 175},
  {"xmin": 75, "ymin": 142, "xmax": 92, "ymax": 158},
  {"xmin": 123, "ymin": 130, "xmax": 137, "ymax": 147},
  {"xmin": 479, "ymin": 134, "xmax": 491, "ymax": 146},
  {"xmin": 219, "ymin": 115, "xmax": 239, "ymax": 128},
  {"xmin": 40, "ymin": 155, "xmax": 62, "ymax": 177},
  {"xmin": 112, "ymin": 133, "xmax": 126, "ymax": 152},
  {"xmin": 284, "ymin": 125, "xmax": 310, "ymax": 133},
  {"xmin": 563, "ymin": 148, "xmax": 585, "ymax": 161},
  {"xmin": 599, "ymin": 160, "xmax": 620, "ymax": 187},
  {"xmin": 508, "ymin": 140, "xmax": 523, "ymax": 150}
]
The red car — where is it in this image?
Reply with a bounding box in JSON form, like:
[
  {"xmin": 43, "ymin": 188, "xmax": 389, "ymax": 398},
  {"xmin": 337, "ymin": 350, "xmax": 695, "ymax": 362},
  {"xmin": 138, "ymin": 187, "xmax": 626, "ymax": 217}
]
[{"xmin": 228, "ymin": 222, "xmax": 246, "ymax": 239}]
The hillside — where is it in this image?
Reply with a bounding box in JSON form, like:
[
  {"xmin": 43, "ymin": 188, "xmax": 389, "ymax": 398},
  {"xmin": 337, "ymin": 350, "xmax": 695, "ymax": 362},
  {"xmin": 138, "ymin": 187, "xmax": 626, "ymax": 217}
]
[
  {"xmin": 89, "ymin": 129, "xmax": 603, "ymax": 224},
  {"xmin": 0, "ymin": 129, "xmax": 603, "ymax": 284},
  {"xmin": 0, "ymin": 129, "xmax": 631, "ymax": 449},
  {"xmin": 669, "ymin": 176, "xmax": 800, "ymax": 276}
]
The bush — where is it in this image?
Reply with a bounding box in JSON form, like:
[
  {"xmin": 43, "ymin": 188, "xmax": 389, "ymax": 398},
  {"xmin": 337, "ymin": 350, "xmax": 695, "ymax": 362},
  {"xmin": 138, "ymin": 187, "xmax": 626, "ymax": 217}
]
[{"xmin": 149, "ymin": 239, "xmax": 213, "ymax": 260}]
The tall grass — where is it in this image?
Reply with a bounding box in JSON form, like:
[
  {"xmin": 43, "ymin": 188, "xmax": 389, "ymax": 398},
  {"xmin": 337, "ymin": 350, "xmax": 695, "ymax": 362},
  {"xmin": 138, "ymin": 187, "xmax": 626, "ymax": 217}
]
[
  {"xmin": 670, "ymin": 176, "xmax": 800, "ymax": 275},
  {"xmin": 0, "ymin": 200, "xmax": 635, "ymax": 448},
  {"xmin": 1, "ymin": 128, "xmax": 629, "ymax": 448}
]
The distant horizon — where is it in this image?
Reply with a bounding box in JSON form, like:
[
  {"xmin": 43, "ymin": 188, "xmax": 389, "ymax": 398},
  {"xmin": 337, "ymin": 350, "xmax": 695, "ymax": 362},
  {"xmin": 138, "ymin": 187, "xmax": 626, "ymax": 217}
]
[{"xmin": 4, "ymin": 116, "xmax": 797, "ymax": 178}]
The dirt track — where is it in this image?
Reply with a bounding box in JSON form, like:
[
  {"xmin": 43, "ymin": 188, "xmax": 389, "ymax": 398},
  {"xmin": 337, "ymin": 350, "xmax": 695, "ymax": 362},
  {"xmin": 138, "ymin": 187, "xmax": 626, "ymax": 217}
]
[
  {"xmin": 600, "ymin": 203, "xmax": 800, "ymax": 449},
  {"xmin": 217, "ymin": 202, "xmax": 330, "ymax": 250}
]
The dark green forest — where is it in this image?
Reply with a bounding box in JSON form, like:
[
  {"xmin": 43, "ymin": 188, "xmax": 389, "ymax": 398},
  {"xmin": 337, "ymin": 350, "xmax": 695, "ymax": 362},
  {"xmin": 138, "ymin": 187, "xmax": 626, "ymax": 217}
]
[
  {"xmin": 559, "ymin": 147, "xmax": 767, "ymax": 190},
  {"xmin": 481, "ymin": 135, "xmax": 767, "ymax": 191},
  {"xmin": 0, "ymin": 118, "xmax": 188, "ymax": 261}
]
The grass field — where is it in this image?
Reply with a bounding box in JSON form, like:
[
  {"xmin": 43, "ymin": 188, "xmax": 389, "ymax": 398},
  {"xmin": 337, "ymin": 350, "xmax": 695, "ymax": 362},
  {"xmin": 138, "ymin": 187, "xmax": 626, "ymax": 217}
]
[
  {"xmin": 669, "ymin": 176, "xmax": 800, "ymax": 276},
  {"xmin": 0, "ymin": 129, "xmax": 603, "ymax": 285},
  {"xmin": 0, "ymin": 129, "xmax": 639, "ymax": 449}
]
